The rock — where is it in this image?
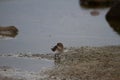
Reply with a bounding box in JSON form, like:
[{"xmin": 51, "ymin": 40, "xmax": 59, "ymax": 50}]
[
  {"xmin": 80, "ymin": 0, "xmax": 114, "ymax": 8},
  {"xmin": 90, "ymin": 10, "xmax": 99, "ymax": 16},
  {"xmin": 0, "ymin": 26, "xmax": 18, "ymax": 37},
  {"xmin": 106, "ymin": 1, "xmax": 120, "ymax": 21},
  {"xmin": 106, "ymin": 1, "xmax": 120, "ymax": 35}
]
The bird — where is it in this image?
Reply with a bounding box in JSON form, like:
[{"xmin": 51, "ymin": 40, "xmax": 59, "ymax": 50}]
[
  {"xmin": 51, "ymin": 42, "xmax": 64, "ymax": 62},
  {"xmin": 51, "ymin": 42, "xmax": 64, "ymax": 53}
]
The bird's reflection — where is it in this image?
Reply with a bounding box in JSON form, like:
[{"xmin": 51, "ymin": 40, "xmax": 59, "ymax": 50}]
[{"xmin": 54, "ymin": 53, "xmax": 61, "ymax": 65}]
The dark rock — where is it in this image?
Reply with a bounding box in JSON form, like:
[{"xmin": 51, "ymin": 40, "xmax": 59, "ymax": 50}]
[
  {"xmin": 106, "ymin": 1, "xmax": 120, "ymax": 21},
  {"xmin": 80, "ymin": 0, "xmax": 115, "ymax": 8},
  {"xmin": 106, "ymin": 1, "xmax": 120, "ymax": 35},
  {"xmin": 107, "ymin": 21, "xmax": 120, "ymax": 35}
]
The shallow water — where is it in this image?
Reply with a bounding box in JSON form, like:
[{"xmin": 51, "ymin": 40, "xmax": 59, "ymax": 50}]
[
  {"xmin": 0, "ymin": 0, "xmax": 120, "ymax": 54},
  {"xmin": 0, "ymin": 56, "xmax": 54, "ymax": 72}
]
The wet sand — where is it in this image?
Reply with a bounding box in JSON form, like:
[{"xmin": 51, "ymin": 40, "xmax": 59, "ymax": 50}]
[
  {"xmin": 43, "ymin": 46, "xmax": 120, "ymax": 80},
  {"xmin": 0, "ymin": 45, "xmax": 120, "ymax": 80}
]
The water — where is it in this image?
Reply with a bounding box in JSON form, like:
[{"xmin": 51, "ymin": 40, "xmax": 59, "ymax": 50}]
[
  {"xmin": 0, "ymin": 0, "xmax": 120, "ymax": 54},
  {"xmin": 0, "ymin": 56, "xmax": 54, "ymax": 72}
]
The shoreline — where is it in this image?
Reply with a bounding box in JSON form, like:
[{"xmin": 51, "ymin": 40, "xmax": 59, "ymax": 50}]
[{"xmin": 0, "ymin": 45, "xmax": 120, "ymax": 80}]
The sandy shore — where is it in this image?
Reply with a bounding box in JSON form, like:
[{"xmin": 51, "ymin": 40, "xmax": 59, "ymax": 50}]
[
  {"xmin": 42, "ymin": 46, "xmax": 120, "ymax": 80},
  {"xmin": 0, "ymin": 45, "xmax": 120, "ymax": 80}
]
